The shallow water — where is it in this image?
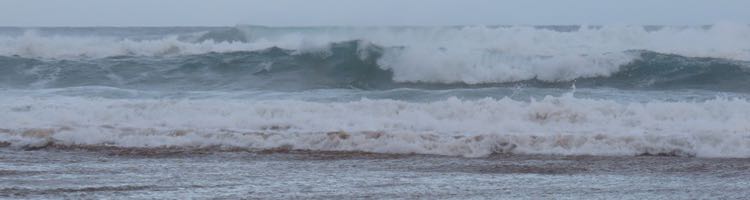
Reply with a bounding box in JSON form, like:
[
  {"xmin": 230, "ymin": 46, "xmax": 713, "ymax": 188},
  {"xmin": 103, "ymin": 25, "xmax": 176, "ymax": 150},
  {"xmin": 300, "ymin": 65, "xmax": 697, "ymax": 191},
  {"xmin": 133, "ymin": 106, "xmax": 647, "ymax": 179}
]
[{"xmin": 1, "ymin": 148, "xmax": 749, "ymax": 199}]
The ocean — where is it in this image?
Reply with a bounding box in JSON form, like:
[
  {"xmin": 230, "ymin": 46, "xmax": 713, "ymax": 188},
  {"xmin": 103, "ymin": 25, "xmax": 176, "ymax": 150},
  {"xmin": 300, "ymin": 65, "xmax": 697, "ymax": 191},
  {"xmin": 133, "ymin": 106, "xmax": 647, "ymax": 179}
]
[{"xmin": 1, "ymin": 25, "xmax": 750, "ymax": 199}]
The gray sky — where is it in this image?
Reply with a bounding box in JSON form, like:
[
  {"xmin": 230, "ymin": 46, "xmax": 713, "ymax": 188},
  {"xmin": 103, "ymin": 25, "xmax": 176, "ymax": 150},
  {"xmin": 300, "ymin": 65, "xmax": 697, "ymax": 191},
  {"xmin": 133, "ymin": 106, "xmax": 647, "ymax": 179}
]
[{"xmin": 1, "ymin": 0, "xmax": 748, "ymax": 26}]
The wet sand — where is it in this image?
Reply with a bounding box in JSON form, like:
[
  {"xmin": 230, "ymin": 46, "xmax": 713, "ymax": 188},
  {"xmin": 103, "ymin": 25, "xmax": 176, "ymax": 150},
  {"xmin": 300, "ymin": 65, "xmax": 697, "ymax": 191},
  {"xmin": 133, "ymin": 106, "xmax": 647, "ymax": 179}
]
[{"xmin": 1, "ymin": 148, "xmax": 749, "ymax": 199}]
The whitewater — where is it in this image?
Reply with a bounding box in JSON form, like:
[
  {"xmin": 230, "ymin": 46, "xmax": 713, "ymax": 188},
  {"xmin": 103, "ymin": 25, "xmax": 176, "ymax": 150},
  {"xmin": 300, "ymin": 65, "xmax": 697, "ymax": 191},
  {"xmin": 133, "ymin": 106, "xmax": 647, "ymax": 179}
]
[{"xmin": 2, "ymin": 24, "xmax": 750, "ymax": 158}]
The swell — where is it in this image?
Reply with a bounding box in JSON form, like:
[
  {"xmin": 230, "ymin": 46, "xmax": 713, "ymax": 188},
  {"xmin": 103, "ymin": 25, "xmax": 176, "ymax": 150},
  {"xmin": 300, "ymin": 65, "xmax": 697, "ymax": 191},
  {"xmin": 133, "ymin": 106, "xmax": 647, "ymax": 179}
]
[
  {"xmin": 0, "ymin": 40, "xmax": 391, "ymax": 90},
  {"xmin": 1, "ymin": 40, "xmax": 749, "ymax": 92}
]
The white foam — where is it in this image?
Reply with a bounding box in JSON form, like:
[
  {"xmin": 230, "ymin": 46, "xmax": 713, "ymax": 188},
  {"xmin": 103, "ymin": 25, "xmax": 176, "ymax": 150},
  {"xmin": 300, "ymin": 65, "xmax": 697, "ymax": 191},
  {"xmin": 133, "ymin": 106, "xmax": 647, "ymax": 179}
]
[
  {"xmin": 0, "ymin": 31, "xmax": 265, "ymax": 58},
  {"xmin": 1, "ymin": 94, "xmax": 749, "ymax": 157},
  {"xmin": 2, "ymin": 25, "xmax": 750, "ymax": 84}
]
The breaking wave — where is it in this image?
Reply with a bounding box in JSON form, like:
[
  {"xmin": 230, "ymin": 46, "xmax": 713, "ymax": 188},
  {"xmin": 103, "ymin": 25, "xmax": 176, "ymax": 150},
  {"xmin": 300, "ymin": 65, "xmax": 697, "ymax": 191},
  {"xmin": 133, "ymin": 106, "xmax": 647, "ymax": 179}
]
[
  {"xmin": 1, "ymin": 94, "xmax": 749, "ymax": 157},
  {"xmin": 3, "ymin": 25, "xmax": 750, "ymax": 158},
  {"xmin": 1, "ymin": 24, "xmax": 750, "ymax": 89},
  {"xmin": 1, "ymin": 40, "xmax": 749, "ymax": 91}
]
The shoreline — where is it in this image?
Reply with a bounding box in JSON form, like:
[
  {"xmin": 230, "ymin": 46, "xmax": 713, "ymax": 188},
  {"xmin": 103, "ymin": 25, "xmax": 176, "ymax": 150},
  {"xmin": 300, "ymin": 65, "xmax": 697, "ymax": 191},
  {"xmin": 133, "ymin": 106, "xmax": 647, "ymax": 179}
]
[{"xmin": 2, "ymin": 148, "xmax": 749, "ymax": 199}]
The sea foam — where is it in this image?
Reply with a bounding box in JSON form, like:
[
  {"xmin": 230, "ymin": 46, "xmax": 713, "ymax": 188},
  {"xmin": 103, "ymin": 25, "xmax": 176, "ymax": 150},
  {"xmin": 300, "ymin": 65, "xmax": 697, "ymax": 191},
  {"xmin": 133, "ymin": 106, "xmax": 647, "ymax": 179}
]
[{"xmin": 2, "ymin": 94, "xmax": 749, "ymax": 157}]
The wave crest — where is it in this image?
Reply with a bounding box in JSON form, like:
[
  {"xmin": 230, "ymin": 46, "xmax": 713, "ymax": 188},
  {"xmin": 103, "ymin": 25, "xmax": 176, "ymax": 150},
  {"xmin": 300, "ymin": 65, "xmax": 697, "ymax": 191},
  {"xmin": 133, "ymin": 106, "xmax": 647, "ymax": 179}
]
[{"xmin": 1, "ymin": 41, "xmax": 749, "ymax": 91}]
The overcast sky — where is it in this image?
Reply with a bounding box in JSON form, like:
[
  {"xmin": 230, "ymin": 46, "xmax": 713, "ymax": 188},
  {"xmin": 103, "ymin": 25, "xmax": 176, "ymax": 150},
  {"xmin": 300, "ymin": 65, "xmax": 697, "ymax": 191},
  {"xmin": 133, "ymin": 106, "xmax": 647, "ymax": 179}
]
[{"xmin": 1, "ymin": 0, "xmax": 748, "ymax": 26}]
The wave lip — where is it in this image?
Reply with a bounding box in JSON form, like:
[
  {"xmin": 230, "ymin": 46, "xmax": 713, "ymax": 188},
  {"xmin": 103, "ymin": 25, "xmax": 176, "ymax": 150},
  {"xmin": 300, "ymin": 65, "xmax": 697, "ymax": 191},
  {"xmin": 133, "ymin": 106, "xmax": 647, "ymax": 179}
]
[
  {"xmin": 2, "ymin": 41, "xmax": 750, "ymax": 92},
  {"xmin": 5, "ymin": 24, "xmax": 750, "ymax": 59},
  {"xmin": 2, "ymin": 95, "xmax": 750, "ymax": 158},
  {"xmin": 3, "ymin": 24, "xmax": 750, "ymax": 91}
]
